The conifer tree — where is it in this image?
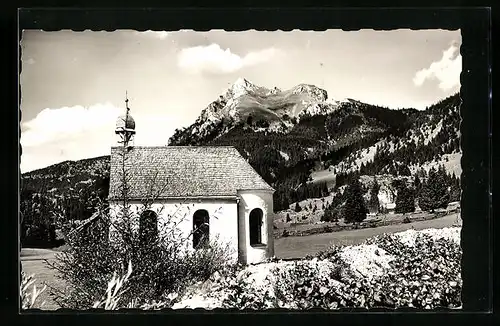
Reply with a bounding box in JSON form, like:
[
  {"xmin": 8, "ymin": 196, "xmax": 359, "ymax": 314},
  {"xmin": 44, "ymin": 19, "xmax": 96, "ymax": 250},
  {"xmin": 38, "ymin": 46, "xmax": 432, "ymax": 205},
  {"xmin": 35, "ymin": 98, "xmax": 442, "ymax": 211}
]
[
  {"xmin": 282, "ymin": 194, "xmax": 290, "ymax": 211},
  {"xmin": 321, "ymin": 203, "xmax": 338, "ymax": 222},
  {"xmin": 322, "ymin": 183, "xmax": 329, "ymax": 196},
  {"xmin": 436, "ymin": 165, "xmax": 451, "ymax": 207},
  {"xmin": 343, "ymin": 179, "xmax": 368, "ymax": 223},
  {"xmin": 414, "ymin": 174, "xmax": 422, "ymax": 197},
  {"xmin": 419, "ymin": 168, "xmax": 436, "ymax": 212},
  {"xmin": 395, "ymin": 182, "xmax": 415, "ymax": 214},
  {"xmin": 449, "ymin": 174, "xmax": 461, "ymax": 202},
  {"xmin": 368, "ymin": 177, "xmax": 380, "ymax": 214},
  {"xmin": 419, "ymin": 166, "xmax": 450, "ymax": 212},
  {"xmin": 294, "ymin": 202, "xmax": 302, "ymax": 213}
]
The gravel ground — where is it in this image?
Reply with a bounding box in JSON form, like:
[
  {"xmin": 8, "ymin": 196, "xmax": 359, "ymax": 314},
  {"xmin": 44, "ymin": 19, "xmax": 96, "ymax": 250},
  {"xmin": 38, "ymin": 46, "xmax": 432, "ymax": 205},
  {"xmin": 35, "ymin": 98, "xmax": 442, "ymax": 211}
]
[{"xmin": 338, "ymin": 245, "xmax": 394, "ymax": 280}]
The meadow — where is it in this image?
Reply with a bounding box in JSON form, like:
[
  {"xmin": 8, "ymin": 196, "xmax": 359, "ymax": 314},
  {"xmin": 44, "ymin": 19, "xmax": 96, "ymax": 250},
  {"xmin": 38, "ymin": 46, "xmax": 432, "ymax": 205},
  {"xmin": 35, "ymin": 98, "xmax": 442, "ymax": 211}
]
[{"xmin": 275, "ymin": 212, "xmax": 460, "ymax": 259}]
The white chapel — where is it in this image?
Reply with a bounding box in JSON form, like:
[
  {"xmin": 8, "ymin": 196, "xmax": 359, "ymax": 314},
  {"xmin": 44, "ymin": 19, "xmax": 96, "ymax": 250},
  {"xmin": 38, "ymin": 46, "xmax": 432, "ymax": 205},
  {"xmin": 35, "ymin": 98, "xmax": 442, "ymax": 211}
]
[{"xmin": 108, "ymin": 97, "xmax": 275, "ymax": 265}]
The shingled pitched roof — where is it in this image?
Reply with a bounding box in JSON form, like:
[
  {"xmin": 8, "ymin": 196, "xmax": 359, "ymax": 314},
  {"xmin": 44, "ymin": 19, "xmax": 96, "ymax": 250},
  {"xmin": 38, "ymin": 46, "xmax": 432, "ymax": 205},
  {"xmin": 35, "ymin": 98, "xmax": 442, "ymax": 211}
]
[{"xmin": 108, "ymin": 146, "xmax": 274, "ymax": 200}]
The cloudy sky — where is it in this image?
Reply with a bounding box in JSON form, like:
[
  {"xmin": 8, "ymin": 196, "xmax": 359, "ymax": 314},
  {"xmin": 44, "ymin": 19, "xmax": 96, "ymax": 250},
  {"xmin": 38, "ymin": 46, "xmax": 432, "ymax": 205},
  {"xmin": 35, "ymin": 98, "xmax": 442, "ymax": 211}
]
[{"xmin": 20, "ymin": 29, "xmax": 461, "ymax": 173}]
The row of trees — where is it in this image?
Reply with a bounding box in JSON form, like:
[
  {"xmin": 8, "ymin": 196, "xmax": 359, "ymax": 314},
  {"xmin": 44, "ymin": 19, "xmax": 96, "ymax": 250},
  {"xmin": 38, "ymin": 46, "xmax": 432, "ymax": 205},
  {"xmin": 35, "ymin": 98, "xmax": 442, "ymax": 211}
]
[
  {"xmin": 20, "ymin": 190, "xmax": 58, "ymax": 248},
  {"xmin": 20, "ymin": 175, "xmax": 110, "ymax": 248},
  {"xmin": 274, "ymin": 181, "xmax": 330, "ymax": 212},
  {"xmin": 321, "ymin": 165, "xmax": 460, "ymax": 223},
  {"xmin": 395, "ymin": 165, "xmax": 460, "ymax": 213}
]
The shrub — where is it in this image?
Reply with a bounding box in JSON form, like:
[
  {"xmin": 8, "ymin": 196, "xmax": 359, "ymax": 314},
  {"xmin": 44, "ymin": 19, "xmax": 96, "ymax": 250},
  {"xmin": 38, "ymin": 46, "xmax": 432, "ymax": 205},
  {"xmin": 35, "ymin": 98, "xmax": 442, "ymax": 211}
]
[
  {"xmin": 93, "ymin": 260, "xmax": 133, "ymax": 310},
  {"xmin": 271, "ymin": 260, "xmax": 350, "ymax": 309},
  {"xmin": 47, "ymin": 206, "xmax": 234, "ymax": 309},
  {"xmin": 46, "ymin": 146, "xmax": 235, "ymax": 309},
  {"xmin": 212, "ymin": 229, "xmax": 461, "ymax": 310},
  {"xmin": 220, "ymin": 259, "xmax": 350, "ymax": 310},
  {"xmin": 364, "ymin": 232, "xmax": 462, "ymax": 309}
]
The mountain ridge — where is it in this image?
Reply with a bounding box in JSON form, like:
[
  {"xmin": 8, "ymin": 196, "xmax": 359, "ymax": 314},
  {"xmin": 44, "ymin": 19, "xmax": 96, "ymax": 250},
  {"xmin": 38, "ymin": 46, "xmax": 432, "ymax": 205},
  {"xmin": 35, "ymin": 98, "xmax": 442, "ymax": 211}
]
[
  {"xmin": 168, "ymin": 79, "xmax": 460, "ymax": 212},
  {"xmin": 169, "ymin": 78, "xmax": 346, "ymax": 146}
]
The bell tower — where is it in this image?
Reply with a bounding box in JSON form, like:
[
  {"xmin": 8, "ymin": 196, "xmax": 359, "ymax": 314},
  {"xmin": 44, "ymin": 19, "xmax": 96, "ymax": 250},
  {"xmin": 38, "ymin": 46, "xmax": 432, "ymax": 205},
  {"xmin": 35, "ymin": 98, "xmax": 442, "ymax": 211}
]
[{"xmin": 115, "ymin": 91, "xmax": 136, "ymax": 149}]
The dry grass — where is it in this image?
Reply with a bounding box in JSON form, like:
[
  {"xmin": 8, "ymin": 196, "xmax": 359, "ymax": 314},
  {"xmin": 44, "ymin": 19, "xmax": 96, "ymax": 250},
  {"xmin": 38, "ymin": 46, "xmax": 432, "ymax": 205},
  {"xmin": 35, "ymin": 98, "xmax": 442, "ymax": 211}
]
[
  {"xmin": 21, "ymin": 257, "xmax": 67, "ymax": 310},
  {"xmin": 93, "ymin": 261, "xmax": 133, "ymax": 310},
  {"xmin": 20, "ymin": 272, "xmax": 47, "ymax": 309}
]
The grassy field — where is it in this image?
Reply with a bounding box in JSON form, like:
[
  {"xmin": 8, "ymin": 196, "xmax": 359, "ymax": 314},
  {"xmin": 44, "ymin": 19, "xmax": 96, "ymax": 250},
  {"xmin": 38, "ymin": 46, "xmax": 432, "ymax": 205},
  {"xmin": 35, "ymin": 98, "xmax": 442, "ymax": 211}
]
[
  {"xmin": 274, "ymin": 212, "xmax": 460, "ymax": 259},
  {"xmin": 21, "ymin": 250, "xmax": 66, "ymax": 310},
  {"xmin": 274, "ymin": 211, "xmax": 449, "ymax": 238}
]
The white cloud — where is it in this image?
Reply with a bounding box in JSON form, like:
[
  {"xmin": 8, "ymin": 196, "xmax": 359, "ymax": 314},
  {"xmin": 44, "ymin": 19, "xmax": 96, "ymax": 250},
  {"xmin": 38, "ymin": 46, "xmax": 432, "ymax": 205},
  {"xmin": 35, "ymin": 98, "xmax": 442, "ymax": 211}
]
[
  {"xmin": 413, "ymin": 43, "xmax": 462, "ymax": 91},
  {"xmin": 22, "ymin": 103, "xmax": 122, "ymax": 147},
  {"xmin": 134, "ymin": 30, "xmax": 170, "ymax": 40},
  {"xmin": 177, "ymin": 43, "xmax": 280, "ymax": 74},
  {"xmin": 20, "ymin": 103, "xmax": 182, "ymax": 173},
  {"xmin": 24, "ymin": 58, "xmax": 35, "ymax": 65}
]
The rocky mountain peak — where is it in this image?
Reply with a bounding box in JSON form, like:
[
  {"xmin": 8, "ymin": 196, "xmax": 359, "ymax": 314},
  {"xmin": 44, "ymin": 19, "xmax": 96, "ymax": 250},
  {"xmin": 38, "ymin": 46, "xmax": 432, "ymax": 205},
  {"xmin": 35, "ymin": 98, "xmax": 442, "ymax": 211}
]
[
  {"xmin": 291, "ymin": 84, "xmax": 328, "ymax": 101},
  {"xmin": 227, "ymin": 77, "xmax": 261, "ymax": 98}
]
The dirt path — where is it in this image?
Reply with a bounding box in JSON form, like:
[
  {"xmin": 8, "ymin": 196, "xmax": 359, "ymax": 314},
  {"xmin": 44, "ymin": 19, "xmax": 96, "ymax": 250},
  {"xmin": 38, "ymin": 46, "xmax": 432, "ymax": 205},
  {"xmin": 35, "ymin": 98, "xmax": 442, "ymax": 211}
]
[
  {"xmin": 274, "ymin": 213, "xmax": 460, "ymax": 259},
  {"xmin": 21, "ymin": 248, "xmax": 57, "ymax": 261}
]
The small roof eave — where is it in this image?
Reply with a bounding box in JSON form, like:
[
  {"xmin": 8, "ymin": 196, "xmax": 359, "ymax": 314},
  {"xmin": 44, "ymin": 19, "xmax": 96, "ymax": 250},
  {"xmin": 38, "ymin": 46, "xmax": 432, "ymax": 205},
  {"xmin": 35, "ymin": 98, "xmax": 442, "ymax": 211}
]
[
  {"xmin": 236, "ymin": 188, "xmax": 275, "ymax": 193},
  {"xmin": 108, "ymin": 195, "xmax": 240, "ymax": 202}
]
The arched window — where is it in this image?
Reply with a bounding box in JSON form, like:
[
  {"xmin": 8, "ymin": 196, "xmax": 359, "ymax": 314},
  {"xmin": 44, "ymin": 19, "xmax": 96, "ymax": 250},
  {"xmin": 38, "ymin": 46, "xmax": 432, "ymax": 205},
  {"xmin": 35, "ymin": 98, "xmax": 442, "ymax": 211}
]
[
  {"xmin": 249, "ymin": 208, "xmax": 264, "ymax": 246},
  {"xmin": 139, "ymin": 210, "xmax": 158, "ymax": 247},
  {"xmin": 193, "ymin": 209, "xmax": 210, "ymax": 249}
]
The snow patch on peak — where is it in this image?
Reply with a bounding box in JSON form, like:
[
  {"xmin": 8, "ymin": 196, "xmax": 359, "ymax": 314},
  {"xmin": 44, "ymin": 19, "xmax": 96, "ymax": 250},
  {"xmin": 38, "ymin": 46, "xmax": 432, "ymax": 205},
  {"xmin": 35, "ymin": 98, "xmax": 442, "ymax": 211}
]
[
  {"xmin": 229, "ymin": 77, "xmax": 258, "ymax": 98},
  {"xmin": 291, "ymin": 84, "xmax": 328, "ymax": 101},
  {"xmin": 234, "ymin": 77, "xmax": 251, "ymax": 87},
  {"xmin": 327, "ymin": 97, "xmax": 350, "ymax": 106},
  {"xmin": 300, "ymin": 102, "xmax": 340, "ymax": 117}
]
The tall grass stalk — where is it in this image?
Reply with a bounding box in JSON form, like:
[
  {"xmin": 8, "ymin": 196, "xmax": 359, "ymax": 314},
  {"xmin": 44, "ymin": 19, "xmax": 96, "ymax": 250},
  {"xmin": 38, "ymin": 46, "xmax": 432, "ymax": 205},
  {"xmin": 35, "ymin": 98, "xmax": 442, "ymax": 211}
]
[
  {"xmin": 20, "ymin": 271, "xmax": 46, "ymax": 309},
  {"xmin": 92, "ymin": 260, "xmax": 133, "ymax": 310}
]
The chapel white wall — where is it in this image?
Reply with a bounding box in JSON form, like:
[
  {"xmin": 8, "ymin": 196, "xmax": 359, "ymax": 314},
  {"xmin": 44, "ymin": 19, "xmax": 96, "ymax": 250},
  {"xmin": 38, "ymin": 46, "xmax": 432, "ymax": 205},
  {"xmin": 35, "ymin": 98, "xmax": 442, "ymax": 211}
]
[{"xmin": 108, "ymin": 200, "xmax": 239, "ymax": 263}]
